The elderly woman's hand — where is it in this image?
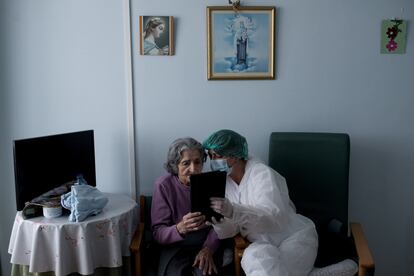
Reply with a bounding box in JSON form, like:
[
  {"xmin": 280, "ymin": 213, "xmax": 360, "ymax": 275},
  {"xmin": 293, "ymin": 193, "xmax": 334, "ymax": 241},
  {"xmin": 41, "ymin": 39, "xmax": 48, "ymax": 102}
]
[
  {"xmin": 176, "ymin": 212, "xmax": 206, "ymax": 235},
  {"xmin": 193, "ymin": 246, "xmax": 217, "ymax": 275}
]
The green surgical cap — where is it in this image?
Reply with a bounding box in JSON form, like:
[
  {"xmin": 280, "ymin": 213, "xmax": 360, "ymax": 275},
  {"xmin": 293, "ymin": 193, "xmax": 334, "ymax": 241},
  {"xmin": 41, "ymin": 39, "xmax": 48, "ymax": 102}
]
[{"xmin": 203, "ymin": 129, "xmax": 248, "ymax": 160}]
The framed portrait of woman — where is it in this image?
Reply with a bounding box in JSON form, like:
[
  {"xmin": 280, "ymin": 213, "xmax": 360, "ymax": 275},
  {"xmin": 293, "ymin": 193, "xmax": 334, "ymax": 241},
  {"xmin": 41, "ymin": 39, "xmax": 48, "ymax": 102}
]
[
  {"xmin": 207, "ymin": 6, "xmax": 275, "ymax": 80},
  {"xmin": 139, "ymin": 16, "xmax": 174, "ymax": 56}
]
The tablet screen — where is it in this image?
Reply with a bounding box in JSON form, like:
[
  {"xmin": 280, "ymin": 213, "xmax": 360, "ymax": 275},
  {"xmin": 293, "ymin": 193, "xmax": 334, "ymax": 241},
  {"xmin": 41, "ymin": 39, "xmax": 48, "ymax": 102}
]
[{"xmin": 190, "ymin": 171, "xmax": 226, "ymax": 222}]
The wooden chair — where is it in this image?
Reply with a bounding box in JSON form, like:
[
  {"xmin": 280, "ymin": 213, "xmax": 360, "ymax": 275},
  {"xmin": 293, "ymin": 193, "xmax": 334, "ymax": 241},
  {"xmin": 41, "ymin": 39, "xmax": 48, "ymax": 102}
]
[
  {"xmin": 130, "ymin": 195, "xmax": 156, "ymax": 276},
  {"xmin": 234, "ymin": 132, "xmax": 375, "ymax": 276}
]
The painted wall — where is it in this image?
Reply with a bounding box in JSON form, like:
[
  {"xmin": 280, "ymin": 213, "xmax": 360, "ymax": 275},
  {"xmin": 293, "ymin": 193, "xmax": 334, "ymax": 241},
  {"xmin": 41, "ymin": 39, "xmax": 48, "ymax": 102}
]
[
  {"xmin": 0, "ymin": 0, "xmax": 134, "ymax": 274},
  {"xmin": 131, "ymin": 0, "xmax": 414, "ymax": 275},
  {"xmin": 1, "ymin": 0, "xmax": 413, "ymax": 275}
]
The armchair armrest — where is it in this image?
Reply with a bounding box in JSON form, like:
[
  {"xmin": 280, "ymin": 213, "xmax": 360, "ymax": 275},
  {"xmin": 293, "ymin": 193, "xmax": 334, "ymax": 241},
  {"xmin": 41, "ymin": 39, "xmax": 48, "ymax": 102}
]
[
  {"xmin": 234, "ymin": 234, "xmax": 250, "ymax": 253},
  {"xmin": 130, "ymin": 222, "xmax": 145, "ymax": 276},
  {"xmin": 350, "ymin": 222, "xmax": 375, "ymax": 276},
  {"xmin": 234, "ymin": 234, "xmax": 251, "ymax": 276},
  {"xmin": 130, "ymin": 222, "xmax": 144, "ymax": 252}
]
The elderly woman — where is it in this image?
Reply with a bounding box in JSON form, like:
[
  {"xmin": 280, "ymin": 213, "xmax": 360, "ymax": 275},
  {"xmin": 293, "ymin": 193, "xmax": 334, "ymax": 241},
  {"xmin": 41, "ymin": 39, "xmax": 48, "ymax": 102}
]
[{"xmin": 151, "ymin": 137, "xmax": 223, "ymax": 276}]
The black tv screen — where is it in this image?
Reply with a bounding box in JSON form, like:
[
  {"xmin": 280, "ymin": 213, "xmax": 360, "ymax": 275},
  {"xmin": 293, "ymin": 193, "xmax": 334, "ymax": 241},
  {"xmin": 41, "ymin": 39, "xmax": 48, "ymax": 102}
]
[{"xmin": 13, "ymin": 130, "xmax": 96, "ymax": 211}]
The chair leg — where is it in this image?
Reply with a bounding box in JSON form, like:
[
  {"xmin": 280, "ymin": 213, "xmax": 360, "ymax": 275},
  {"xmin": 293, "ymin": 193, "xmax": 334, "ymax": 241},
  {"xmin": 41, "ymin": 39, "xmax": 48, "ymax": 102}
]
[
  {"xmin": 234, "ymin": 248, "xmax": 242, "ymax": 276},
  {"xmin": 133, "ymin": 251, "xmax": 141, "ymax": 276}
]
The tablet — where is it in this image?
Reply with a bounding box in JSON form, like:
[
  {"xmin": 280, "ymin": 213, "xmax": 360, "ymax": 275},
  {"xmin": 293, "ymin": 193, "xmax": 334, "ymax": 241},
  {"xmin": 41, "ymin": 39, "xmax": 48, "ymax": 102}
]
[{"xmin": 190, "ymin": 170, "xmax": 226, "ymax": 222}]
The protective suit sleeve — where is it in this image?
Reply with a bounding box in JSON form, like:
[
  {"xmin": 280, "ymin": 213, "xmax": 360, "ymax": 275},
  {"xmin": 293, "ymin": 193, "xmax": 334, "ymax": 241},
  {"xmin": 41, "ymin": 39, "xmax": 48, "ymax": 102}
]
[
  {"xmin": 212, "ymin": 217, "xmax": 240, "ymax": 239},
  {"xmin": 231, "ymin": 164, "xmax": 291, "ymax": 235}
]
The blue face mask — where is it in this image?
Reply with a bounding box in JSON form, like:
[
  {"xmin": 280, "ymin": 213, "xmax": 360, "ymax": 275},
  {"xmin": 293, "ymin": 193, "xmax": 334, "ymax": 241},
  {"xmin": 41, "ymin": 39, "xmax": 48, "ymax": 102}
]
[{"xmin": 210, "ymin": 159, "xmax": 232, "ymax": 174}]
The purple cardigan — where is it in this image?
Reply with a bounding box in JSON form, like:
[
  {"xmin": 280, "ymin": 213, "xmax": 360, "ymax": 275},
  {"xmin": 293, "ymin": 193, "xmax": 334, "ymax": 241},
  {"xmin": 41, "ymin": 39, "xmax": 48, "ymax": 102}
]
[{"xmin": 151, "ymin": 174, "xmax": 220, "ymax": 253}]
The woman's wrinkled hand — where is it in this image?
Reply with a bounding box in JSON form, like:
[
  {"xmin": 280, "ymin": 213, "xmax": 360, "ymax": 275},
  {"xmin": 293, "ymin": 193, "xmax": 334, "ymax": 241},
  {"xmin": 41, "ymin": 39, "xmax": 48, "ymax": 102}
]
[
  {"xmin": 176, "ymin": 212, "xmax": 206, "ymax": 235},
  {"xmin": 193, "ymin": 246, "xmax": 217, "ymax": 275}
]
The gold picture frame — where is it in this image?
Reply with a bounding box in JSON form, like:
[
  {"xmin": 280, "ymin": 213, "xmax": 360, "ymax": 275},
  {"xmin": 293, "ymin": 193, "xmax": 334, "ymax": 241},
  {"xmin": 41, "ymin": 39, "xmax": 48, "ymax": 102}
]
[
  {"xmin": 207, "ymin": 6, "xmax": 275, "ymax": 80},
  {"xmin": 139, "ymin": 16, "xmax": 174, "ymax": 55}
]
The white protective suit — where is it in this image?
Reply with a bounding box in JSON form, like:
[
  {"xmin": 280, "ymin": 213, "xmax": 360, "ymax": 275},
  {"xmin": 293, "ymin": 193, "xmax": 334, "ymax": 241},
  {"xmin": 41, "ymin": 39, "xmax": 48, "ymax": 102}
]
[{"xmin": 212, "ymin": 158, "xmax": 318, "ymax": 276}]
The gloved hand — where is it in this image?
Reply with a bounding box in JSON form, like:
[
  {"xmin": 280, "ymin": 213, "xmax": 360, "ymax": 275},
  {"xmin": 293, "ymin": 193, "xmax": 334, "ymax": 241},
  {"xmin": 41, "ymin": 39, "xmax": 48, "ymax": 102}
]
[
  {"xmin": 210, "ymin": 197, "xmax": 233, "ymax": 218},
  {"xmin": 205, "ymin": 216, "xmax": 224, "ymax": 226}
]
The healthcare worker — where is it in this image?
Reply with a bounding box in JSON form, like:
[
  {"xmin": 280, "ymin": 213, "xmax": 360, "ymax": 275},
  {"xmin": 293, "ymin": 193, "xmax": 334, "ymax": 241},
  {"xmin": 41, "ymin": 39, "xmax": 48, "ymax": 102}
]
[{"xmin": 203, "ymin": 129, "xmax": 318, "ymax": 276}]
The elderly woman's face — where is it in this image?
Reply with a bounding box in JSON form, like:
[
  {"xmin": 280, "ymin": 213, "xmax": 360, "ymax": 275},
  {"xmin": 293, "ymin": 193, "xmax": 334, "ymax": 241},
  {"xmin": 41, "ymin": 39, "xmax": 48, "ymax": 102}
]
[{"xmin": 177, "ymin": 149, "xmax": 203, "ymax": 185}]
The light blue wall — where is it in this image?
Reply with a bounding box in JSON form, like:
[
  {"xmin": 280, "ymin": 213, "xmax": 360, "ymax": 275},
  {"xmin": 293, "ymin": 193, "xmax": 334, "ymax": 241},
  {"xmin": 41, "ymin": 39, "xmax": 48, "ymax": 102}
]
[
  {"xmin": 1, "ymin": 0, "xmax": 413, "ymax": 275},
  {"xmin": 0, "ymin": 0, "xmax": 134, "ymax": 275},
  {"xmin": 131, "ymin": 0, "xmax": 414, "ymax": 275}
]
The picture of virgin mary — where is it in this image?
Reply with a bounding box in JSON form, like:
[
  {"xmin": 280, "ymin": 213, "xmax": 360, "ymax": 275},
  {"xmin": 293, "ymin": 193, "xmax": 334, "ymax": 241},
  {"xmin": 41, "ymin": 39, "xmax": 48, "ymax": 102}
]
[{"xmin": 140, "ymin": 16, "xmax": 174, "ymax": 56}]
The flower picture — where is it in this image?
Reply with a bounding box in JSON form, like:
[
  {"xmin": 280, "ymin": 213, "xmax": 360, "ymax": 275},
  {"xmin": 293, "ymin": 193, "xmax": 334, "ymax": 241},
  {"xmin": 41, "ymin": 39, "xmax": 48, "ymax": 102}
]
[{"xmin": 381, "ymin": 19, "xmax": 406, "ymax": 54}]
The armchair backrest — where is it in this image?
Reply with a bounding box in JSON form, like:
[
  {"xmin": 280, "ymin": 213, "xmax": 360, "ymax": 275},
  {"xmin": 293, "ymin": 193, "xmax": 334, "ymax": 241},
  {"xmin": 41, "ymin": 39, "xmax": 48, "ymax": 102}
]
[
  {"xmin": 139, "ymin": 195, "xmax": 160, "ymax": 275},
  {"xmin": 140, "ymin": 195, "xmax": 153, "ymax": 226},
  {"xmin": 268, "ymin": 132, "xmax": 351, "ymax": 266}
]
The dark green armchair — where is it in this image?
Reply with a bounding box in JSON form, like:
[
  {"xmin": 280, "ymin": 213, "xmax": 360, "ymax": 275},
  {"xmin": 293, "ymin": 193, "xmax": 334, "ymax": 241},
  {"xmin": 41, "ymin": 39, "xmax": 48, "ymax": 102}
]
[{"xmin": 234, "ymin": 132, "xmax": 375, "ymax": 276}]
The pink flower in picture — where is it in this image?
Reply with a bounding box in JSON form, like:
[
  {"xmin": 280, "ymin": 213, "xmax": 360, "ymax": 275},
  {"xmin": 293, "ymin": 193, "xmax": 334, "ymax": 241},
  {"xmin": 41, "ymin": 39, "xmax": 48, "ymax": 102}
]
[{"xmin": 386, "ymin": 40, "xmax": 398, "ymax": 52}]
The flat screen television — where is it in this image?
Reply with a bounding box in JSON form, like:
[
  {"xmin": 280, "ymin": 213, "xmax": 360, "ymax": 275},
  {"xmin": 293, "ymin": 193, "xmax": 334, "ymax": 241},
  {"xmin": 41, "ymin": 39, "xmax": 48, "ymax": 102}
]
[{"xmin": 13, "ymin": 130, "xmax": 96, "ymax": 211}]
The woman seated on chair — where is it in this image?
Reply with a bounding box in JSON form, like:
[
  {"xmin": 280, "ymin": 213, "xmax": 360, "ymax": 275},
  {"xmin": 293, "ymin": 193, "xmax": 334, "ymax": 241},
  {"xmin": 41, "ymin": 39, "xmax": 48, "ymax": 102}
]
[
  {"xmin": 203, "ymin": 129, "xmax": 318, "ymax": 276},
  {"xmin": 151, "ymin": 137, "xmax": 225, "ymax": 276}
]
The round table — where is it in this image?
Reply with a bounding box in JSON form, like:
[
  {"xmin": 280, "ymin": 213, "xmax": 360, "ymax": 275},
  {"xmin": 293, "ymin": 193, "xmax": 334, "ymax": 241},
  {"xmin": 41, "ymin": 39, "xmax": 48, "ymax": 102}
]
[{"xmin": 8, "ymin": 193, "xmax": 138, "ymax": 276}]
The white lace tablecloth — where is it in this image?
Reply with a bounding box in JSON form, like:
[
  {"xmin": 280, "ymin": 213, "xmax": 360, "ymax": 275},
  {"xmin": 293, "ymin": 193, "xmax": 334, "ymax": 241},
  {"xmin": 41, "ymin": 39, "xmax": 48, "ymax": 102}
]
[{"xmin": 8, "ymin": 193, "xmax": 138, "ymax": 276}]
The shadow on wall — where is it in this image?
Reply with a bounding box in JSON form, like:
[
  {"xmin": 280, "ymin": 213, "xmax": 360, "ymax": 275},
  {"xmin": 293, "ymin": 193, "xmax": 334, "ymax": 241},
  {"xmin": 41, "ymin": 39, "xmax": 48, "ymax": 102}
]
[
  {"xmin": 1, "ymin": 4, "xmax": 13, "ymax": 275},
  {"xmin": 0, "ymin": 0, "xmax": 11, "ymax": 140}
]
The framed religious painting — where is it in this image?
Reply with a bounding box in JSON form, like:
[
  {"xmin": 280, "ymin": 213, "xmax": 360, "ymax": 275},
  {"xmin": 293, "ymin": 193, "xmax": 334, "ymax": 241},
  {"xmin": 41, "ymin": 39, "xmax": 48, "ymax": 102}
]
[
  {"xmin": 139, "ymin": 16, "xmax": 174, "ymax": 55},
  {"xmin": 207, "ymin": 6, "xmax": 275, "ymax": 80}
]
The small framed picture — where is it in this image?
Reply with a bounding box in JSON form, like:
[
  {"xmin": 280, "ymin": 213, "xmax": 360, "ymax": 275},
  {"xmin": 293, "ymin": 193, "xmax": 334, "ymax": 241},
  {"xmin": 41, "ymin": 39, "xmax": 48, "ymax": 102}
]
[
  {"xmin": 380, "ymin": 19, "xmax": 406, "ymax": 54},
  {"xmin": 139, "ymin": 16, "xmax": 174, "ymax": 55},
  {"xmin": 207, "ymin": 6, "xmax": 276, "ymax": 80}
]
